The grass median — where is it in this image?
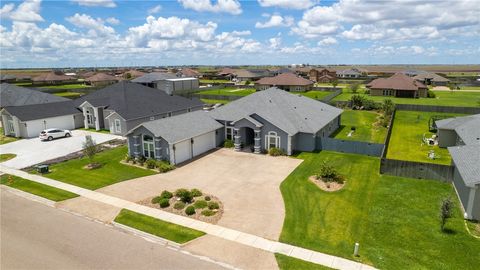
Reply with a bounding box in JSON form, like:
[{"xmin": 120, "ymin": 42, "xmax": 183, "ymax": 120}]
[{"xmin": 1, "ymin": 174, "xmax": 78, "ymax": 201}]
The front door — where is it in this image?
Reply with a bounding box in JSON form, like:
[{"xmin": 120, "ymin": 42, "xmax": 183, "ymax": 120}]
[
  {"xmin": 143, "ymin": 135, "xmax": 155, "ymax": 158},
  {"xmin": 7, "ymin": 120, "xmax": 15, "ymax": 136}
]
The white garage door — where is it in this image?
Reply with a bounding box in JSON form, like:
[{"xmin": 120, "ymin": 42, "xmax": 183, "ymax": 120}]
[
  {"xmin": 174, "ymin": 139, "xmax": 192, "ymax": 164},
  {"xmin": 25, "ymin": 115, "xmax": 75, "ymax": 138},
  {"xmin": 193, "ymin": 131, "xmax": 216, "ymax": 157}
]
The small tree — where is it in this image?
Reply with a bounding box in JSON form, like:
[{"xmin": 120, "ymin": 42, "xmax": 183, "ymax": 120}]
[
  {"xmin": 350, "ymin": 94, "xmax": 365, "ymax": 108},
  {"xmin": 83, "ymin": 135, "xmax": 98, "ymax": 165},
  {"xmin": 447, "ymin": 82, "xmax": 456, "ymax": 93},
  {"xmin": 331, "ymin": 79, "xmax": 338, "ymax": 89},
  {"xmin": 381, "ymin": 99, "xmax": 395, "ymax": 116},
  {"xmin": 349, "ymin": 82, "xmax": 361, "ymax": 93},
  {"xmin": 440, "ymin": 197, "xmax": 453, "ymax": 231}
]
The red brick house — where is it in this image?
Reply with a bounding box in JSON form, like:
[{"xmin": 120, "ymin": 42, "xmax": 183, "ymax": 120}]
[
  {"xmin": 308, "ymin": 68, "xmax": 337, "ymax": 83},
  {"xmin": 255, "ymin": 73, "xmax": 314, "ymax": 92},
  {"xmin": 367, "ymin": 73, "xmax": 428, "ymax": 98}
]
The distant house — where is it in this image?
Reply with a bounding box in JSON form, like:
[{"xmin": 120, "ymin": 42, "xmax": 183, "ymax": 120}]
[
  {"xmin": 0, "ymin": 74, "xmax": 17, "ymax": 83},
  {"xmin": 131, "ymin": 72, "xmax": 199, "ymax": 95},
  {"xmin": 122, "ymin": 69, "xmax": 145, "ymax": 79},
  {"xmin": 0, "ymin": 83, "xmax": 67, "ymax": 108},
  {"xmin": 254, "ymin": 73, "xmax": 314, "ymax": 92},
  {"xmin": 32, "ymin": 71, "xmax": 77, "ymax": 85},
  {"xmin": 85, "ymin": 73, "xmax": 121, "ymax": 87},
  {"xmin": 269, "ymin": 67, "xmax": 294, "ymax": 76},
  {"xmin": 308, "ymin": 68, "xmax": 337, "ymax": 83},
  {"xmin": 178, "ymin": 68, "xmax": 201, "ymax": 78},
  {"xmin": 75, "ymin": 81, "xmax": 204, "ymax": 135},
  {"xmin": 367, "ymin": 73, "xmax": 428, "ymax": 98},
  {"xmin": 217, "ymin": 67, "xmax": 237, "ymax": 81},
  {"xmin": 233, "ymin": 69, "xmax": 272, "ymax": 82},
  {"xmin": 436, "ymin": 114, "xmax": 480, "ymax": 220},
  {"xmin": 413, "ymin": 72, "xmax": 450, "ymax": 86},
  {"xmin": 337, "ymin": 68, "xmax": 367, "ymax": 78}
]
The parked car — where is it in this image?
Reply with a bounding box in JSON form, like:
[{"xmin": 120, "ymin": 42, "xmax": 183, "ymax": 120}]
[{"xmin": 39, "ymin": 128, "xmax": 72, "ymax": 141}]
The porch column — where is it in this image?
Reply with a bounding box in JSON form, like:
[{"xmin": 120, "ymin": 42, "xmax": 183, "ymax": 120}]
[
  {"xmin": 287, "ymin": 135, "xmax": 292, "ymax": 155},
  {"xmin": 1, "ymin": 114, "xmax": 9, "ymax": 135},
  {"xmin": 466, "ymin": 187, "xmax": 477, "ymax": 219},
  {"xmin": 93, "ymin": 107, "xmax": 100, "ymax": 131},
  {"xmin": 253, "ymin": 129, "xmax": 261, "ymax": 154},
  {"xmin": 132, "ymin": 135, "xmax": 141, "ymax": 158},
  {"xmin": 12, "ymin": 116, "xmax": 21, "ymax": 138},
  {"xmin": 234, "ymin": 128, "xmax": 241, "ymax": 151},
  {"xmin": 154, "ymin": 137, "xmax": 162, "ymax": 160},
  {"xmin": 82, "ymin": 107, "xmax": 89, "ymax": 129}
]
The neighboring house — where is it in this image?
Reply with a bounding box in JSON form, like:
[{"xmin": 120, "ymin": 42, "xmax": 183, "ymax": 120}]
[
  {"xmin": 126, "ymin": 110, "xmax": 223, "ymax": 165},
  {"xmin": 122, "ymin": 69, "xmax": 145, "ymax": 79},
  {"xmin": 367, "ymin": 73, "xmax": 428, "ymax": 98},
  {"xmin": 178, "ymin": 68, "xmax": 201, "ymax": 78},
  {"xmin": 74, "ymin": 81, "xmax": 204, "ymax": 135},
  {"xmin": 85, "ymin": 73, "xmax": 121, "ymax": 87},
  {"xmin": 132, "ymin": 72, "xmax": 199, "ymax": 95},
  {"xmin": 233, "ymin": 69, "xmax": 272, "ymax": 82},
  {"xmin": 0, "ymin": 83, "xmax": 68, "ymax": 108},
  {"xmin": 269, "ymin": 67, "xmax": 294, "ymax": 76},
  {"xmin": 413, "ymin": 72, "xmax": 450, "ymax": 86},
  {"xmin": 254, "ymin": 73, "xmax": 314, "ymax": 92},
  {"xmin": 0, "ymin": 74, "xmax": 17, "ymax": 83},
  {"xmin": 337, "ymin": 68, "xmax": 367, "ymax": 78},
  {"xmin": 308, "ymin": 68, "xmax": 337, "ymax": 83},
  {"xmin": 401, "ymin": 70, "xmax": 425, "ymax": 77},
  {"xmin": 217, "ymin": 68, "xmax": 237, "ymax": 81},
  {"xmin": 32, "ymin": 71, "xmax": 77, "ymax": 85},
  {"xmin": 1, "ymin": 101, "xmax": 83, "ymax": 138},
  {"xmin": 436, "ymin": 114, "xmax": 480, "ymax": 220}
]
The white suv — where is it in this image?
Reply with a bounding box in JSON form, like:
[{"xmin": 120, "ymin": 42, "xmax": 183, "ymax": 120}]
[{"xmin": 39, "ymin": 128, "xmax": 72, "ymax": 141}]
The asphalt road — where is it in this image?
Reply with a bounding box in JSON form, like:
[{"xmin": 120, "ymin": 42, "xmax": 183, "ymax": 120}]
[{"xmin": 0, "ymin": 189, "xmax": 227, "ymax": 270}]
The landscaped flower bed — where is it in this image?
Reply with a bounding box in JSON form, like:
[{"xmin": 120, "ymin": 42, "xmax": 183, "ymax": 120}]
[
  {"xmin": 139, "ymin": 188, "xmax": 223, "ymax": 223},
  {"xmin": 309, "ymin": 161, "xmax": 346, "ymax": 192},
  {"xmin": 123, "ymin": 155, "xmax": 175, "ymax": 173}
]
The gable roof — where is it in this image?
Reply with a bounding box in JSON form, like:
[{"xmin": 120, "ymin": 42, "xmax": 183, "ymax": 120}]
[
  {"xmin": 218, "ymin": 68, "xmax": 237, "ymax": 76},
  {"xmin": 448, "ymin": 145, "xmax": 480, "ymax": 187},
  {"xmin": 85, "ymin": 73, "xmax": 120, "ymax": 82},
  {"xmin": 2, "ymin": 100, "xmax": 79, "ymax": 121},
  {"xmin": 256, "ymin": 73, "xmax": 314, "ymax": 86},
  {"xmin": 367, "ymin": 73, "xmax": 427, "ymax": 91},
  {"xmin": 131, "ymin": 72, "xmax": 178, "ymax": 83},
  {"xmin": 178, "ymin": 68, "xmax": 200, "ymax": 77},
  {"xmin": 0, "ymin": 83, "xmax": 69, "ymax": 107},
  {"xmin": 234, "ymin": 69, "xmax": 271, "ymax": 78},
  {"xmin": 122, "ymin": 69, "xmax": 145, "ymax": 78},
  {"xmin": 208, "ymin": 87, "xmax": 343, "ymax": 135},
  {"xmin": 128, "ymin": 110, "xmax": 222, "ymax": 144},
  {"xmin": 436, "ymin": 114, "xmax": 480, "ymax": 145},
  {"xmin": 74, "ymin": 81, "xmax": 203, "ymax": 121},
  {"xmin": 413, "ymin": 72, "xmax": 450, "ymax": 83},
  {"xmin": 32, "ymin": 72, "xmax": 75, "ymax": 82}
]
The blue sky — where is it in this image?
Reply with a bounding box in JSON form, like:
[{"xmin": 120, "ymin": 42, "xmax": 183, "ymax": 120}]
[{"xmin": 1, "ymin": 0, "xmax": 479, "ymax": 68}]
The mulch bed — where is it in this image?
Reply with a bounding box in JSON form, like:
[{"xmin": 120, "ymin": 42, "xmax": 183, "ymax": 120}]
[
  {"xmin": 309, "ymin": 175, "xmax": 345, "ymax": 192},
  {"xmin": 139, "ymin": 195, "xmax": 224, "ymax": 224}
]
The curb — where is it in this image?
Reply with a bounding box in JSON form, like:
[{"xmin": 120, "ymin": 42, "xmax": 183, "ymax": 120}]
[
  {"xmin": 1, "ymin": 185, "xmax": 56, "ymax": 207},
  {"xmin": 111, "ymin": 221, "xmax": 182, "ymax": 249}
]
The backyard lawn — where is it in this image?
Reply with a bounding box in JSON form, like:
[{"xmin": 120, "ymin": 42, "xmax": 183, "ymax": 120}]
[
  {"xmin": 54, "ymin": 92, "xmax": 83, "ymax": 98},
  {"xmin": 387, "ymin": 111, "xmax": 462, "ymax": 165},
  {"xmin": 275, "ymin": 254, "xmax": 332, "ymax": 270},
  {"xmin": 332, "ymin": 90, "xmax": 480, "ymax": 107},
  {"xmin": 0, "ymin": 174, "xmax": 78, "ymax": 201},
  {"xmin": 298, "ymin": 91, "xmax": 333, "ymax": 100},
  {"xmin": 201, "ymin": 99, "xmax": 230, "ymax": 104},
  {"xmin": 39, "ymin": 146, "xmax": 156, "ymax": 190},
  {"xmin": 114, "ymin": 209, "xmax": 205, "ymax": 244},
  {"xmin": 196, "ymin": 87, "xmax": 255, "ymax": 96},
  {"xmin": 332, "ymin": 110, "xmax": 387, "ymax": 143},
  {"xmin": 280, "ymin": 151, "xmax": 480, "ymax": 269},
  {"xmin": 199, "ymin": 79, "xmax": 231, "ymax": 84},
  {"xmin": 0, "ymin": 127, "xmax": 19, "ymax": 145},
  {"xmin": 38, "ymin": 83, "xmax": 90, "ymax": 90}
]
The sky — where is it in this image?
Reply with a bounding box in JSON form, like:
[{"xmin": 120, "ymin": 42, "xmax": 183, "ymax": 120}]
[{"xmin": 0, "ymin": 0, "xmax": 479, "ymax": 68}]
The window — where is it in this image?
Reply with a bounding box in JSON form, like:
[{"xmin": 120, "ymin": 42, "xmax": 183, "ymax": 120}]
[
  {"xmin": 150, "ymin": 116, "xmax": 155, "ymax": 121},
  {"xmin": 265, "ymin": 131, "xmax": 280, "ymax": 150},
  {"xmin": 143, "ymin": 135, "xmax": 155, "ymax": 158},
  {"xmin": 114, "ymin": 119, "xmax": 121, "ymax": 133},
  {"xmin": 226, "ymin": 127, "xmax": 233, "ymax": 140},
  {"xmin": 383, "ymin": 90, "xmax": 393, "ymax": 96},
  {"xmin": 86, "ymin": 109, "xmax": 94, "ymax": 125}
]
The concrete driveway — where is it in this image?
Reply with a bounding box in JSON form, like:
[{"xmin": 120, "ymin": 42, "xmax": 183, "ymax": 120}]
[
  {"xmin": 0, "ymin": 130, "xmax": 120, "ymax": 169},
  {"xmin": 98, "ymin": 148, "xmax": 302, "ymax": 240}
]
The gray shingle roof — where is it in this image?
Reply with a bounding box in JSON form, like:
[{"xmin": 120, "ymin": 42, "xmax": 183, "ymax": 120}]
[
  {"xmin": 436, "ymin": 114, "xmax": 480, "ymax": 145},
  {"xmin": 413, "ymin": 72, "xmax": 450, "ymax": 83},
  {"xmin": 131, "ymin": 72, "xmax": 178, "ymax": 83},
  {"xmin": 2, "ymin": 100, "xmax": 80, "ymax": 121},
  {"xmin": 448, "ymin": 145, "xmax": 480, "ymax": 187},
  {"xmin": 128, "ymin": 110, "xmax": 223, "ymax": 144},
  {"xmin": 208, "ymin": 87, "xmax": 343, "ymax": 135},
  {"xmin": 75, "ymin": 81, "xmax": 203, "ymax": 121},
  {"xmin": 1, "ymin": 83, "xmax": 69, "ymax": 107}
]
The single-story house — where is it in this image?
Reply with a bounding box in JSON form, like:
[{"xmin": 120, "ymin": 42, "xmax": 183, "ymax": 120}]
[
  {"xmin": 74, "ymin": 81, "xmax": 204, "ymax": 135},
  {"xmin": 85, "ymin": 73, "xmax": 121, "ymax": 87},
  {"xmin": 126, "ymin": 110, "xmax": 223, "ymax": 165},
  {"xmin": 0, "ymin": 83, "xmax": 68, "ymax": 108},
  {"xmin": 0, "ymin": 74, "xmax": 17, "ymax": 83},
  {"xmin": 122, "ymin": 69, "xmax": 145, "ymax": 79},
  {"xmin": 367, "ymin": 73, "xmax": 428, "ymax": 98},
  {"xmin": 337, "ymin": 68, "xmax": 367, "ymax": 78},
  {"xmin": 177, "ymin": 68, "xmax": 201, "ymax": 78},
  {"xmin": 1, "ymin": 101, "xmax": 83, "ymax": 138},
  {"xmin": 308, "ymin": 68, "xmax": 337, "ymax": 83},
  {"xmin": 233, "ymin": 69, "xmax": 273, "ymax": 82},
  {"xmin": 132, "ymin": 72, "xmax": 199, "ymax": 95},
  {"xmin": 255, "ymin": 73, "xmax": 314, "ymax": 92},
  {"xmin": 436, "ymin": 114, "xmax": 480, "ymax": 148},
  {"xmin": 413, "ymin": 72, "xmax": 450, "ymax": 86},
  {"xmin": 32, "ymin": 71, "xmax": 77, "ymax": 85}
]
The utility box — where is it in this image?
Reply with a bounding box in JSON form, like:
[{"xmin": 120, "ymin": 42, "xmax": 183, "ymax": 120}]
[{"xmin": 36, "ymin": 165, "xmax": 49, "ymax": 174}]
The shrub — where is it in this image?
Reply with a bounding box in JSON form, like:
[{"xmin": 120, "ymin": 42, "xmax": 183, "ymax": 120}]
[
  {"xmin": 173, "ymin": 201, "xmax": 186, "ymax": 210},
  {"xmin": 83, "ymin": 135, "xmax": 98, "ymax": 164},
  {"xmin": 175, "ymin": 189, "xmax": 193, "ymax": 203},
  {"xmin": 157, "ymin": 160, "xmax": 175, "ymax": 173},
  {"xmin": 204, "ymin": 196, "xmax": 211, "ymax": 201},
  {"xmin": 208, "ymin": 201, "xmax": 219, "ymax": 210},
  {"xmin": 125, "ymin": 155, "xmax": 134, "ymax": 163},
  {"xmin": 224, "ymin": 140, "xmax": 234, "ymax": 148},
  {"xmin": 427, "ymin": 90, "xmax": 436, "ymax": 98},
  {"xmin": 350, "ymin": 94, "xmax": 365, "ymax": 108},
  {"xmin": 145, "ymin": 158, "xmax": 157, "ymax": 169},
  {"xmin": 268, "ymin": 147, "xmax": 285, "ymax": 156},
  {"xmin": 318, "ymin": 161, "xmax": 338, "ymax": 179},
  {"xmin": 201, "ymin": 209, "xmax": 215, "ymax": 216},
  {"xmin": 137, "ymin": 156, "xmax": 146, "ymax": 166},
  {"xmin": 151, "ymin": 196, "xmax": 162, "ymax": 204},
  {"xmin": 440, "ymin": 197, "xmax": 453, "ymax": 231},
  {"xmin": 191, "ymin": 188, "xmax": 203, "ymax": 197},
  {"xmin": 194, "ymin": 200, "xmax": 208, "ymax": 209},
  {"xmin": 159, "ymin": 198, "xmax": 170, "ymax": 208},
  {"xmin": 185, "ymin": 206, "xmax": 196, "ymax": 215},
  {"xmin": 363, "ymin": 99, "xmax": 378, "ymax": 110},
  {"xmin": 160, "ymin": 190, "xmax": 173, "ymax": 199},
  {"xmin": 381, "ymin": 99, "xmax": 395, "ymax": 115}
]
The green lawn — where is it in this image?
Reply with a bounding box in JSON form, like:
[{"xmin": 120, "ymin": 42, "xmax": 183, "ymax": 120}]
[
  {"xmin": 39, "ymin": 83, "xmax": 90, "ymax": 90},
  {"xmin": 332, "ymin": 90, "xmax": 480, "ymax": 107},
  {"xmin": 0, "ymin": 153, "xmax": 16, "ymax": 162},
  {"xmin": 40, "ymin": 146, "xmax": 156, "ymax": 190},
  {"xmin": 201, "ymin": 99, "xmax": 230, "ymax": 104},
  {"xmin": 197, "ymin": 87, "xmax": 255, "ymax": 96},
  {"xmin": 466, "ymin": 221, "xmax": 480, "ymax": 238},
  {"xmin": 387, "ymin": 111, "xmax": 462, "ymax": 165},
  {"xmin": 280, "ymin": 151, "xmax": 480, "ymax": 269},
  {"xmin": 298, "ymin": 91, "xmax": 333, "ymax": 100},
  {"xmin": 54, "ymin": 92, "xmax": 83, "ymax": 98},
  {"xmin": 332, "ymin": 110, "xmax": 387, "ymax": 143},
  {"xmin": 275, "ymin": 254, "xmax": 333, "ymax": 270},
  {"xmin": 80, "ymin": 128, "xmax": 111, "ymax": 134},
  {"xmin": 1, "ymin": 174, "xmax": 78, "ymax": 201},
  {"xmin": 114, "ymin": 209, "xmax": 205, "ymax": 244},
  {"xmin": 0, "ymin": 127, "xmax": 19, "ymax": 145},
  {"xmin": 199, "ymin": 79, "xmax": 231, "ymax": 84}
]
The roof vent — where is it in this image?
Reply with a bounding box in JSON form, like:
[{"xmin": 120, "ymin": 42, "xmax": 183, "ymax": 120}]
[
  {"xmin": 294, "ymin": 106, "xmax": 297, "ymax": 109},
  {"xmin": 305, "ymin": 117, "xmax": 307, "ymax": 120}
]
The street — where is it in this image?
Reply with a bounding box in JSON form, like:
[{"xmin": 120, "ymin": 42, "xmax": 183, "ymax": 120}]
[{"xmin": 0, "ymin": 189, "xmax": 227, "ymax": 270}]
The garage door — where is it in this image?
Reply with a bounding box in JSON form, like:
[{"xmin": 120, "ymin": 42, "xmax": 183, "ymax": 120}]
[
  {"xmin": 192, "ymin": 131, "xmax": 216, "ymax": 157},
  {"xmin": 174, "ymin": 139, "xmax": 192, "ymax": 164}
]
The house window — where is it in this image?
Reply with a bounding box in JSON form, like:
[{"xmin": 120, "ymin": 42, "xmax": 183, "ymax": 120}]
[
  {"xmin": 265, "ymin": 131, "xmax": 280, "ymax": 150},
  {"xmin": 226, "ymin": 127, "xmax": 234, "ymax": 140},
  {"xmin": 143, "ymin": 135, "xmax": 155, "ymax": 158},
  {"xmin": 383, "ymin": 90, "xmax": 393, "ymax": 96},
  {"xmin": 86, "ymin": 109, "xmax": 94, "ymax": 125},
  {"xmin": 114, "ymin": 119, "xmax": 121, "ymax": 133},
  {"xmin": 150, "ymin": 116, "xmax": 155, "ymax": 121}
]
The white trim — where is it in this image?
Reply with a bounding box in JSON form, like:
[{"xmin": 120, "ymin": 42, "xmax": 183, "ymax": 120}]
[
  {"xmin": 265, "ymin": 131, "xmax": 280, "ymax": 150},
  {"xmin": 142, "ymin": 134, "xmax": 155, "ymax": 159},
  {"xmin": 225, "ymin": 126, "xmax": 234, "ymax": 141},
  {"xmin": 114, "ymin": 119, "xmax": 121, "ymax": 133}
]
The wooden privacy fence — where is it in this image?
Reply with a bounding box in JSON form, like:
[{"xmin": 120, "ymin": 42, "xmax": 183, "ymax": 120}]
[
  {"xmin": 316, "ymin": 137, "xmax": 385, "ymax": 157},
  {"xmin": 395, "ymin": 104, "xmax": 480, "ymax": 114},
  {"xmin": 380, "ymin": 158, "xmax": 454, "ymax": 182}
]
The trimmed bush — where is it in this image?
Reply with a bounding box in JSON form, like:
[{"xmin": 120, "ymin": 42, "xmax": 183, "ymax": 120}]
[
  {"xmin": 157, "ymin": 160, "xmax": 175, "ymax": 173},
  {"xmin": 160, "ymin": 190, "xmax": 173, "ymax": 199},
  {"xmin": 174, "ymin": 201, "xmax": 186, "ymax": 210},
  {"xmin": 201, "ymin": 209, "xmax": 215, "ymax": 216},
  {"xmin": 159, "ymin": 198, "xmax": 170, "ymax": 208},
  {"xmin": 204, "ymin": 196, "xmax": 211, "ymax": 201},
  {"xmin": 151, "ymin": 196, "xmax": 162, "ymax": 204},
  {"xmin": 208, "ymin": 201, "xmax": 219, "ymax": 210},
  {"xmin": 194, "ymin": 200, "xmax": 208, "ymax": 209},
  {"xmin": 427, "ymin": 90, "xmax": 436, "ymax": 98},
  {"xmin": 191, "ymin": 188, "xmax": 203, "ymax": 197},
  {"xmin": 224, "ymin": 140, "xmax": 234, "ymax": 148},
  {"xmin": 136, "ymin": 156, "xmax": 146, "ymax": 166},
  {"xmin": 175, "ymin": 189, "xmax": 193, "ymax": 203},
  {"xmin": 145, "ymin": 158, "xmax": 157, "ymax": 169},
  {"xmin": 185, "ymin": 206, "xmax": 196, "ymax": 215},
  {"xmin": 268, "ymin": 147, "xmax": 285, "ymax": 156},
  {"xmin": 125, "ymin": 155, "xmax": 134, "ymax": 163}
]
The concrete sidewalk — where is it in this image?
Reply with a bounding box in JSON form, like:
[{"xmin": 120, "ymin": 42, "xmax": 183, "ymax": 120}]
[{"xmin": 0, "ymin": 165, "xmax": 376, "ymax": 270}]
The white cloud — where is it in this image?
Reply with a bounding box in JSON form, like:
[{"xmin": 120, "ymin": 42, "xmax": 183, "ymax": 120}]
[
  {"xmin": 148, "ymin": 5, "xmax": 162, "ymax": 14},
  {"xmin": 72, "ymin": 0, "xmax": 116, "ymax": 8},
  {"xmin": 258, "ymin": 0, "xmax": 316, "ymax": 10},
  {"xmin": 66, "ymin": 13, "xmax": 115, "ymax": 37},
  {"xmin": 269, "ymin": 37, "xmax": 281, "ymax": 49},
  {"xmin": 0, "ymin": 3, "xmax": 15, "ymax": 17},
  {"xmin": 178, "ymin": 0, "xmax": 242, "ymax": 15},
  {"xmin": 1, "ymin": 0, "xmax": 44, "ymax": 22},
  {"xmin": 105, "ymin": 17, "xmax": 120, "ymax": 25},
  {"xmin": 255, "ymin": 14, "xmax": 293, "ymax": 28},
  {"xmin": 318, "ymin": 37, "xmax": 337, "ymax": 46}
]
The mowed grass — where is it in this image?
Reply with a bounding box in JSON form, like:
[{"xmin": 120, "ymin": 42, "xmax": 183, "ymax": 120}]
[
  {"xmin": 0, "ymin": 153, "xmax": 16, "ymax": 162},
  {"xmin": 1, "ymin": 174, "xmax": 78, "ymax": 201},
  {"xmin": 201, "ymin": 99, "xmax": 230, "ymax": 104},
  {"xmin": 298, "ymin": 91, "xmax": 333, "ymax": 100},
  {"xmin": 197, "ymin": 87, "xmax": 255, "ymax": 96},
  {"xmin": 280, "ymin": 151, "xmax": 480, "ymax": 269},
  {"xmin": 114, "ymin": 209, "xmax": 205, "ymax": 244},
  {"xmin": 54, "ymin": 92, "xmax": 83, "ymax": 98},
  {"xmin": 199, "ymin": 79, "xmax": 231, "ymax": 84},
  {"xmin": 38, "ymin": 83, "xmax": 90, "ymax": 89},
  {"xmin": 332, "ymin": 110, "xmax": 387, "ymax": 143},
  {"xmin": 332, "ymin": 90, "xmax": 480, "ymax": 107},
  {"xmin": 275, "ymin": 254, "xmax": 333, "ymax": 270},
  {"xmin": 0, "ymin": 127, "xmax": 19, "ymax": 145},
  {"xmin": 41, "ymin": 146, "xmax": 155, "ymax": 190},
  {"xmin": 387, "ymin": 111, "xmax": 462, "ymax": 165}
]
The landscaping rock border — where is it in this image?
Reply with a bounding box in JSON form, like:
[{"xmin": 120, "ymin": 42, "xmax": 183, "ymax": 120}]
[{"xmin": 309, "ymin": 175, "xmax": 345, "ymax": 192}]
